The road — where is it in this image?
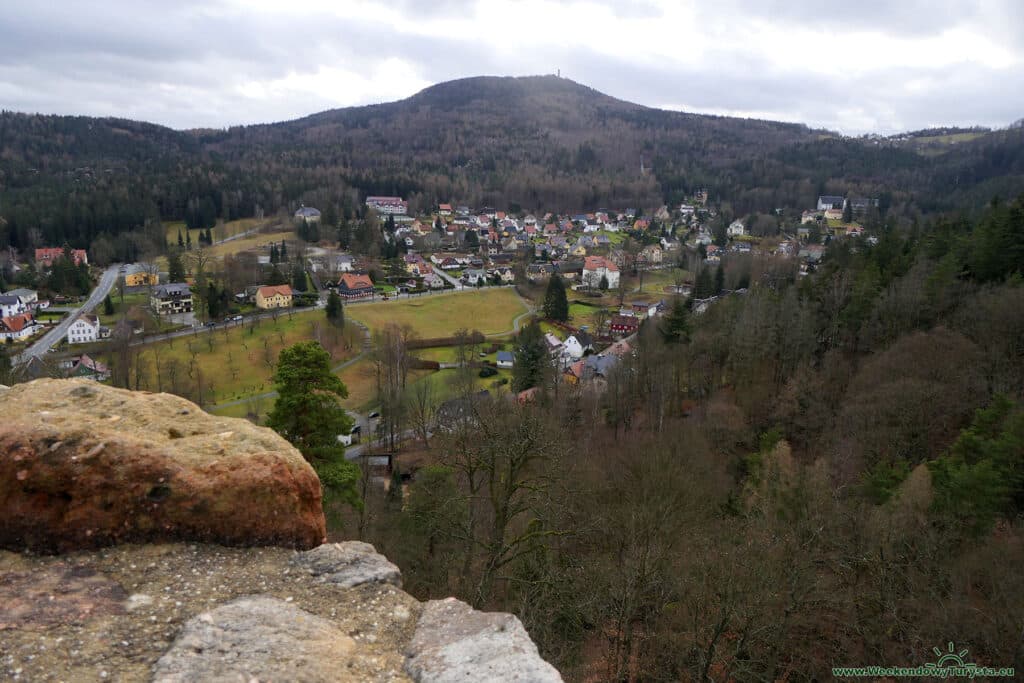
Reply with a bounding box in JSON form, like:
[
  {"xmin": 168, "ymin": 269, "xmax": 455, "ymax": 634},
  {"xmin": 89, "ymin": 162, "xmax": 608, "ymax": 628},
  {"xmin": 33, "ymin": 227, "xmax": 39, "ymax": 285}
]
[{"xmin": 17, "ymin": 265, "xmax": 120, "ymax": 364}]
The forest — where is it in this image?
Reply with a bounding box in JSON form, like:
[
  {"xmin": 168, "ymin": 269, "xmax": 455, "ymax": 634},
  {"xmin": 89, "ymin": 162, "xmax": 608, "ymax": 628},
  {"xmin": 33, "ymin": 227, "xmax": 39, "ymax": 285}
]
[
  {"xmin": 334, "ymin": 195, "xmax": 1024, "ymax": 680},
  {"xmin": 3, "ymin": 76, "xmax": 1024, "ymax": 255}
]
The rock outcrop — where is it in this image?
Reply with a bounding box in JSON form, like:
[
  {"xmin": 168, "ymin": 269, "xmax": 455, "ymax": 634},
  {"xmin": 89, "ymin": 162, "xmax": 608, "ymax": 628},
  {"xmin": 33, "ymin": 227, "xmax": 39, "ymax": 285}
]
[
  {"xmin": 0, "ymin": 542, "xmax": 563, "ymax": 682},
  {"xmin": 0, "ymin": 379, "xmax": 326, "ymax": 552}
]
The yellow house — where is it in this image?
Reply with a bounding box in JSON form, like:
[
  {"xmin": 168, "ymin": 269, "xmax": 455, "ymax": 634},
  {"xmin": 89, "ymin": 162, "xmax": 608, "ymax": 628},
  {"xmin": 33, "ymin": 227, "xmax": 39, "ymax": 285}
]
[
  {"xmin": 124, "ymin": 267, "xmax": 159, "ymax": 287},
  {"xmin": 255, "ymin": 284, "xmax": 293, "ymax": 309}
]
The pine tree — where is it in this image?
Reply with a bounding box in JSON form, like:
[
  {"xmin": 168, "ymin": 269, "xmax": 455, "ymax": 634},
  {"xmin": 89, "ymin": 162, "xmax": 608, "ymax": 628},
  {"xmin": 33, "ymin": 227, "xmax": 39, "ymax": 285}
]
[
  {"xmin": 543, "ymin": 274, "xmax": 569, "ymax": 321},
  {"xmin": 842, "ymin": 200, "xmax": 853, "ymax": 223},
  {"xmin": 270, "ymin": 243, "xmax": 279, "ymax": 264},
  {"xmin": 268, "ymin": 265, "xmax": 287, "ymax": 286},
  {"xmin": 280, "ymin": 241, "xmax": 288, "ymax": 262},
  {"xmin": 325, "ymin": 291, "xmax": 344, "ymax": 327},
  {"xmin": 177, "ymin": 229, "xmax": 184, "ymax": 248},
  {"xmin": 659, "ymin": 296, "xmax": 691, "ymax": 343},
  {"xmin": 292, "ymin": 262, "xmax": 308, "ymax": 292},
  {"xmin": 207, "ymin": 282, "xmax": 221, "ymax": 319},
  {"xmin": 266, "ymin": 341, "xmax": 359, "ymax": 509},
  {"xmin": 512, "ymin": 322, "xmax": 548, "ymax": 392},
  {"xmin": 185, "ymin": 231, "xmax": 192, "ymax": 250},
  {"xmin": 599, "ymin": 274, "xmax": 609, "ymax": 291},
  {"xmin": 168, "ymin": 250, "xmax": 186, "ymax": 282},
  {"xmin": 693, "ymin": 266, "xmax": 715, "ymax": 299},
  {"xmin": 103, "ymin": 294, "xmax": 114, "ymax": 316}
]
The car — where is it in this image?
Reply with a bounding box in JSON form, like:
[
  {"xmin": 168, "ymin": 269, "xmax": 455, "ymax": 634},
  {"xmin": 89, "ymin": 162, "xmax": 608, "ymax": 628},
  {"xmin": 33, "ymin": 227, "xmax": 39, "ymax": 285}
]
[
  {"xmin": 232, "ymin": 315, "xmax": 243, "ymax": 321},
  {"xmin": 367, "ymin": 411, "xmax": 381, "ymax": 419},
  {"xmin": 205, "ymin": 321, "xmax": 216, "ymax": 327}
]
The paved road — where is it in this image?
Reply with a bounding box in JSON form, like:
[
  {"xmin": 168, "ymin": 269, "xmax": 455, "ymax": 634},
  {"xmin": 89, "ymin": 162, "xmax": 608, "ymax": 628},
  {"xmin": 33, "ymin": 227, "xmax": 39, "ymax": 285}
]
[
  {"xmin": 433, "ymin": 268, "xmax": 464, "ymax": 289},
  {"xmin": 17, "ymin": 265, "xmax": 120, "ymax": 364}
]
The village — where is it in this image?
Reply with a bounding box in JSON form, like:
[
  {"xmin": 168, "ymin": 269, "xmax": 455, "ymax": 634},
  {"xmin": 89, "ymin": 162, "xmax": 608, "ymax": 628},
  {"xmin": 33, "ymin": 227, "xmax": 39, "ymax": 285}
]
[{"xmin": 0, "ymin": 190, "xmax": 878, "ymax": 431}]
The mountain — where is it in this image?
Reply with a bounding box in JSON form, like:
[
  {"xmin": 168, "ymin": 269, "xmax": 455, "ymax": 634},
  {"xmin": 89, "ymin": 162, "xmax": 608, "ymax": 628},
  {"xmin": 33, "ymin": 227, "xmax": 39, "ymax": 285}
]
[{"xmin": 1, "ymin": 75, "xmax": 1023, "ymax": 253}]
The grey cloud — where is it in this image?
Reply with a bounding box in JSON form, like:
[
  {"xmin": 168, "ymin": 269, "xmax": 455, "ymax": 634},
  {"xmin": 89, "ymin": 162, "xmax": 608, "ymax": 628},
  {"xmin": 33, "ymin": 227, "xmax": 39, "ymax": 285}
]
[{"xmin": 0, "ymin": 0, "xmax": 1020, "ymax": 133}]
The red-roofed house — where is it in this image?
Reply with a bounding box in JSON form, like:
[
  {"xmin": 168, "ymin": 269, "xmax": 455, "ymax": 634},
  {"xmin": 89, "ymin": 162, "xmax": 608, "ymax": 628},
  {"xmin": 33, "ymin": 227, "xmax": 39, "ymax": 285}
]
[
  {"xmin": 255, "ymin": 285, "xmax": 293, "ymax": 309},
  {"xmin": 582, "ymin": 255, "xmax": 620, "ymax": 289},
  {"xmin": 36, "ymin": 247, "xmax": 88, "ymax": 267},
  {"xmin": 1, "ymin": 312, "xmax": 39, "ymax": 341},
  {"xmin": 337, "ymin": 273, "xmax": 375, "ymax": 300}
]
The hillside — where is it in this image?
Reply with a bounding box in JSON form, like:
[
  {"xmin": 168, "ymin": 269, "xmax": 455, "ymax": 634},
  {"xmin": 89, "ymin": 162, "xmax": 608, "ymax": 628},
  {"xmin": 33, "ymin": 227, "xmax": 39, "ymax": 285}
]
[{"xmin": 1, "ymin": 75, "xmax": 1023, "ymax": 252}]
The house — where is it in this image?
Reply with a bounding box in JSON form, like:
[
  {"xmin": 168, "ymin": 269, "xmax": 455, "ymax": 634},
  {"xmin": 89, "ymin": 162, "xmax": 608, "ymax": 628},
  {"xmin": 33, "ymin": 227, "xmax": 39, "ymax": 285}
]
[
  {"xmin": 294, "ymin": 205, "xmax": 321, "ymax": 222},
  {"xmin": 639, "ymin": 244, "xmax": 663, "ymax": 265},
  {"xmin": 660, "ymin": 236, "xmax": 680, "ymax": 251},
  {"xmin": 438, "ymin": 203, "xmax": 452, "ymax": 216},
  {"xmin": 35, "ymin": 247, "xmax": 88, "ymax": 267},
  {"xmin": 849, "ymin": 197, "xmax": 879, "ymax": 214},
  {"xmin": 67, "ymin": 315, "xmax": 101, "ymax": 344},
  {"xmin": 1, "ymin": 312, "xmax": 38, "ymax": 341},
  {"xmin": 365, "ymin": 196, "xmax": 408, "ymax": 215},
  {"xmin": 727, "ymin": 220, "xmax": 745, "ymax": 237},
  {"xmin": 609, "ymin": 314, "xmax": 639, "ymax": 336},
  {"xmin": 824, "ymin": 208, "xmax": 843, "ymax": 221},
  {"xmin": 801, "ymin": 210, "xmax": 821, "ymax": 224},
  {"xmin": 527, "ymin": 264, "xmax": 555, "ymax": 282},
  {"xmin": 544, "ymin": 333, "xmax": 563, "ymax": 355},
  {"xmin": 123, "ymin": 264, "xmax": 159, "ymax": 287},
  {"xmin": 494, "ymin": 267, "xmax": 515, "ymax": 284},
  {"xmin": 255, "ymin": 285, "xmax": 293, "ymax": 309},
  {"xmin": 62, "ymin": 354, "xmax": 110, "ymax": 381},
  {"xmin": 150, "ymin": 283, "xmax": 193, "ymax": 316},
  {"xmin": 817, "ymin": 195, "xmax": 845, "ymax": 211},
  {"xmin": 5, "ymin": 288, "xmax": 38, "ymax": 307},
  {"xmin": 582, "ymin": 255, "xmax": 620, "ymax": 290},
  {"xmin": 0, "ymin": 295, "xmax": 27, "ymax": 318},
  {"xmin": 705, "ymin": 244, "xmax": 721, "ymax": 263},
  {"xmin": 463, "ymin": 269, "xmax": 487, "ymax": 286},
  {"xmin": 679, "ymin": 204, "xmax": 695, "ymax": 216},
  {"xmin": 337, "ymin": 273, "xmax": 375, "ymax": 300},
  {"xmin": 497, "ymin": 351, "xmax": 514, "ymax": 369},
  {"xmin": 423, "ymin": 272, "xmax": 445, "ymax": 289},
  {"xmin": 562, "ymin": 335, "xmax": 585, "ymax": 361}
]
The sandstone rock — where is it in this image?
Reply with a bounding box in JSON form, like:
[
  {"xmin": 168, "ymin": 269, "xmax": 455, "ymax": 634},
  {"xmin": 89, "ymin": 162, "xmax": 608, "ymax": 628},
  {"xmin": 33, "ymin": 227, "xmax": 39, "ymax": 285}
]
[
  {"xmin": 293, "ymin": 541, "xmax": 403, "ymax": 588},
  {"xmin": 152, "ymin": 595, "xmax": 360, "ymax": 682},
  {"xmin": 405, "ymin": 598, "xmax": 562, "ymax": 683},
  {"xmin": 0, "ymin": 379, "xmax": 325, "ymax": 552}
]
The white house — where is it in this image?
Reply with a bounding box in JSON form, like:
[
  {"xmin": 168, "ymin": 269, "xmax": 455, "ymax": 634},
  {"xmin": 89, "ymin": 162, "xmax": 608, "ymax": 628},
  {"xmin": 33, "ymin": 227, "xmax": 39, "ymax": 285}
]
[
  {"xmin": 0, "ymin": 295, "xmax": 27, "ymax": 318},
  {"xmin": 463, "ymin": 269, "xmax": 487, "ymax": 286},
  {"xmin": 496, "ymin": 351, "xmax": 514, "ymax": 369},
  {"xmin": 562, "ymin": 335, "xmax": 585, "ymax": 361},
  {"xmin": 67, "ymin": 315, "xmax": 101, "ymax": 344},
  {"xmin": 582, "ymin": 255, "xmax": 620, "ymax": 290},
  {"xmin": 727, "ymin": 220, "xmax": 746, "ymax": 237},
  {"xmin": 0, "ymin": 313, "xmax": 38, "ymax": 341}
]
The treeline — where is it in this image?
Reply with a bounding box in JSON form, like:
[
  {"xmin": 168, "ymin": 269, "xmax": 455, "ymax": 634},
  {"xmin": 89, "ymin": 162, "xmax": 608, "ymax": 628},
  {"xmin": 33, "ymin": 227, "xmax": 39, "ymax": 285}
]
[
  {"xmin": 3, "ymin": 77, "xmax": 1024, "ymax": 253},
  {"xmin": 346, "ymin": 195, "xmax": 1024, "ymax": 680}
]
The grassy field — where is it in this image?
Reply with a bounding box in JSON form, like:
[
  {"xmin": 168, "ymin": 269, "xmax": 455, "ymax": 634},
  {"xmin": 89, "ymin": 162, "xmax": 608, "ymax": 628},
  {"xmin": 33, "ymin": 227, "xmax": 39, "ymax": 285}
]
[
  {"xmin": 100, "ymin": 292, "xmax": 150, "ymax": 325},
  {"xmin": 205, "ymin": 229, "xmax": 295, "ymax": 260},
  {"xmin": 347, "ymin": 288, "xmax": 529, "ymax": 338},
  {"xmin": 334, "ymin": 357, "xmax": 434, "ymax": 411},
  {"xmin": 165, "ymin": 218, "xmax": 272, "ymax": 246},
  {"xmin": 134, "ymin": 311, "xmax": 359, "ymax": 404}
]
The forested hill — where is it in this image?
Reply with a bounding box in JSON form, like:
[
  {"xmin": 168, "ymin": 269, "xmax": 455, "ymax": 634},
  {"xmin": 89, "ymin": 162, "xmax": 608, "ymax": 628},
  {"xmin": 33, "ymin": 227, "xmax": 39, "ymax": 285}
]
[{"xmin": 1, "ymin": 75, "xmax": 1023, "ymax": 251}]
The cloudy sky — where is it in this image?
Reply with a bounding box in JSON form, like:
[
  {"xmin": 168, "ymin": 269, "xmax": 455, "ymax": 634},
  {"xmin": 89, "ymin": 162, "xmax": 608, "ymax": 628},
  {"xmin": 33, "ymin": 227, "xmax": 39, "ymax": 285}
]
[{"xmin": 2, "ymin": 0, "xmax": 1022, "ymax": 134}]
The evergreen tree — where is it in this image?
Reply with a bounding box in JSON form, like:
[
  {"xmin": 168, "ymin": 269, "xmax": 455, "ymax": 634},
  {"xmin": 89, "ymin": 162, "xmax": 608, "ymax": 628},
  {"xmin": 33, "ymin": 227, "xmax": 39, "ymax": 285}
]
[
  {"xmin": 205, "ymin": 227, "xmax": 214, "ymax": 245},
  {"xmin": 268, "ymin": 265, "xmax": 287, "ymax": 286},
  {"xmin": 292, "ymin": 262, "xmax": 308, "ymax": 292},
  {"xmin": 207, "ymin": 282, "xmax": 222, "ymax": 319},
  {"xmin": 599, "ymin": 274, "xmax": 609, "ymax": 291},
  {"xmin": 465, "ymin": 229, "xmax": 479, "ymax": 248},
  {"xmin": 325, "ymin": 290, "xmax": 344, "ymax": 327},
  {"xmin": 177, "ymin": 229, "xmax": 184, "ymax": 248},
  {"xmin": 103, "ymin": 294, "xmax": 114, "ymax": 316},
  {"xmin": 279, "ymin": 241, "xmax": 288, "ymax": 262},
  {"xmin": 270, "ymin": 243, "xmax": 279, "ymax": 264},
  {"xmin": 842, "ymin": 200, "xmax": 853, "ymax": 223},
  {"xmin": 266, "ymin": 341, "xmax": 360, "ymax": 509},
  {"xmin": 185, "ymin": 231, "xmax": 192, "ymax": 250},
  {"xmin": 168, "ymin": 250, "xmax": 186, "ymax": 282},
  {"xmin": 714, "ymin": 264, "xmax": 725, "ymax": 294},
  {"xmin": 659, "ymin": 296, "xmax": 691, "ymax": 343},
  {"xmin": 543, "ymin": 274, "xmax": 569, "ymax": 321},
  {"xmin": 693, "ymin": 266, "xmax": 715, "ymax": 299},
  {"xmin": 512, "ymin": 322, "xmax": 548, "ymax": 392}
]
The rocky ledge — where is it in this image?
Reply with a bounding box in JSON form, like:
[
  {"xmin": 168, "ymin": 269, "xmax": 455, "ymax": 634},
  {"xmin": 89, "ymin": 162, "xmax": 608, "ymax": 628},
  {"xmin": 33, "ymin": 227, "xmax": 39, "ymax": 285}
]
[
  {"xmin": 1, "ymin": 541, "xmax": 561, "ymax": 682},
  {"xmin": 0, "ymin": 380, "xmax": 562, "ymax": 681}
]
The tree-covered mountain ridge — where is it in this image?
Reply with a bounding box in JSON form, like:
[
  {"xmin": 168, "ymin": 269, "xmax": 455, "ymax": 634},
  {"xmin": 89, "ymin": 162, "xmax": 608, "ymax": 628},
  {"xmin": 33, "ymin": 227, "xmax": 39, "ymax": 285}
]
[{"xmin": 1, "ymin": 75, "xmax": 1022, "ymax": 250}]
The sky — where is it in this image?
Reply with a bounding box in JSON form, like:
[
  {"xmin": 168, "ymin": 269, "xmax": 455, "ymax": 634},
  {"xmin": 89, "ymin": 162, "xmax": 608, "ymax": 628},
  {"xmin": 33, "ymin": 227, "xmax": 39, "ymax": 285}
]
[{"xmin": 1, "ymin": 0, "xmax": 1022, "ymax": 135}]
